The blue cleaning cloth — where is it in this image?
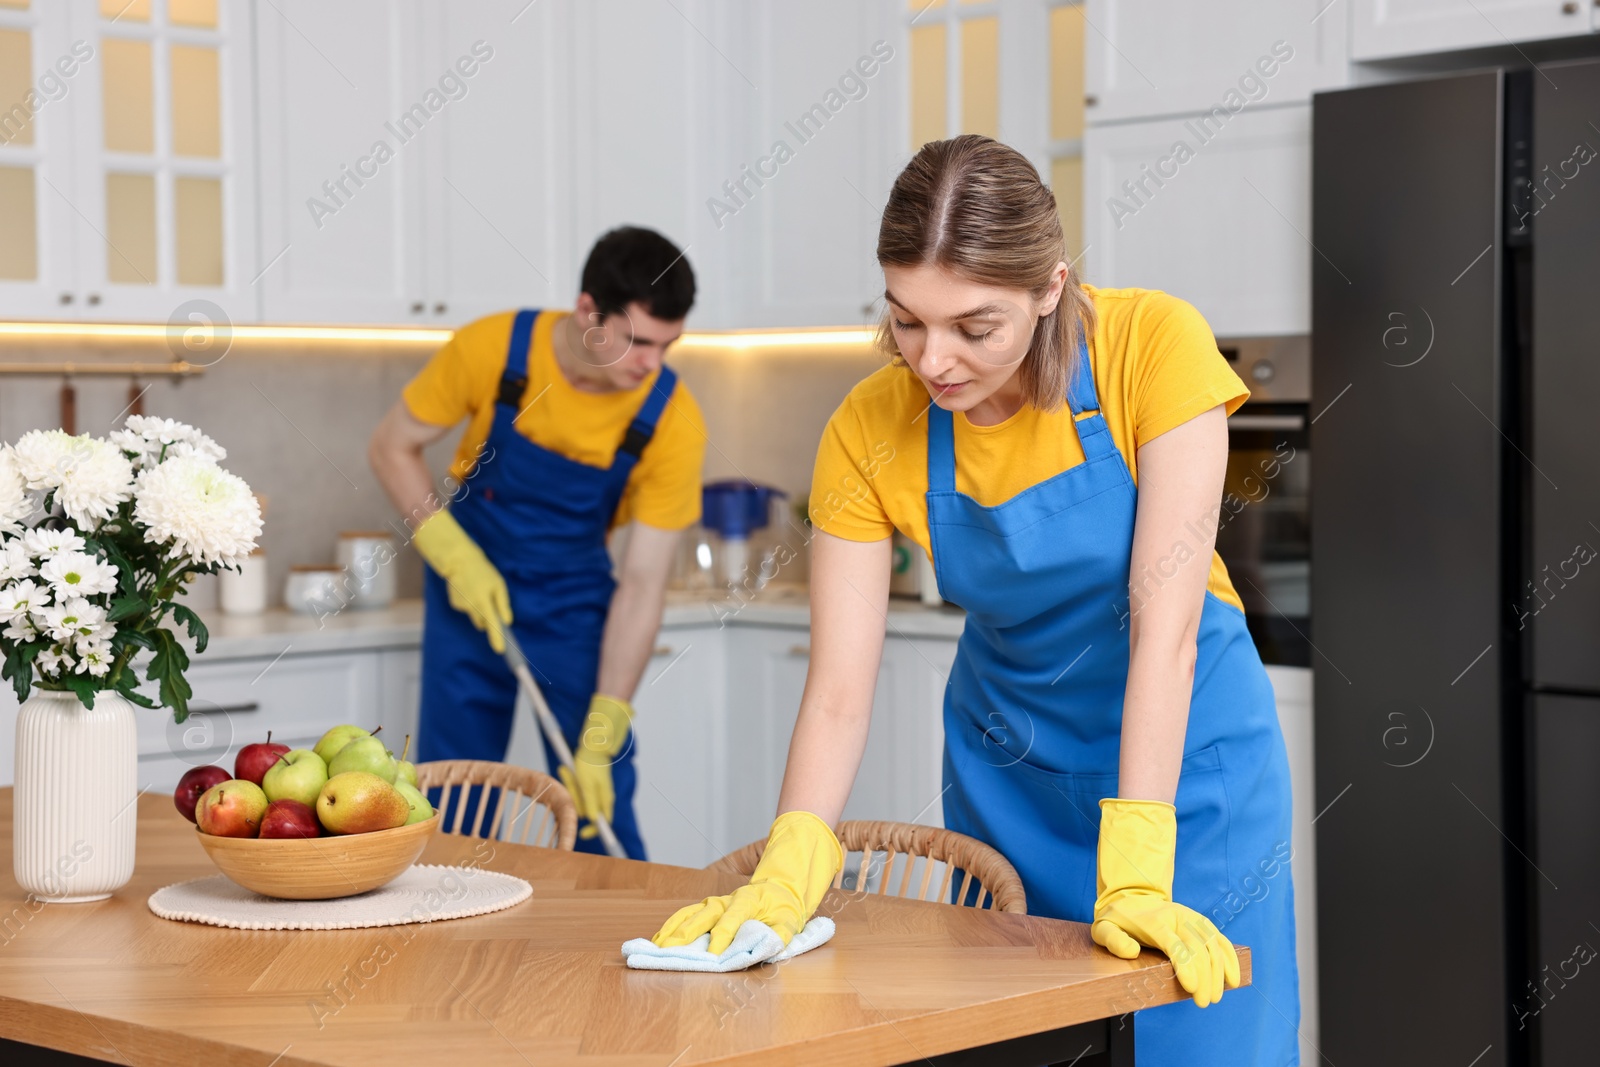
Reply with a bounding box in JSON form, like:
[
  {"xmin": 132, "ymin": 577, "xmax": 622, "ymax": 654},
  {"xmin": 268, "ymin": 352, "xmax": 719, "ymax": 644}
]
[{"xmin": 621, "ymin": 916, "xmax": 835, "ymax": 972}]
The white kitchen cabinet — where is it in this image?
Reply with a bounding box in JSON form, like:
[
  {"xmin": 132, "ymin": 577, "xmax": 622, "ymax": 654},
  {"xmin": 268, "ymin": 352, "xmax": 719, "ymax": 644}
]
[
  {"xmin": 629, "ymin": 624, "xmax": 727, "ymax": 867},
  {"xmin": 1083, "ymin": 103, "xmax": 1310, "ymax": 336},
  {"xmin": 0, "ymin": 0, "xmax": 257, "ymax": 323},
  {"xmin": 255, "ymin": 0, "xmax": 427, "ymax": 325},
  {"xmin": 715, "ymin": 1, "xmax": 902, "ymax": 329},
  {"xmin": 1084, "ymin": 0, "xmax": 1346, "ymax": 125},
  {"xmin": 1351, "ymin": 0, "xmax": 1594, "ymax": 61}
]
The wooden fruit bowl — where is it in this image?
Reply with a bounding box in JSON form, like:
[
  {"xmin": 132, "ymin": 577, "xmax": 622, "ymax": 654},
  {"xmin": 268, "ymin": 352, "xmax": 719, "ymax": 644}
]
[{"xmin": 195, "ymin": 813, "xmax": 442, "ymax": 900}]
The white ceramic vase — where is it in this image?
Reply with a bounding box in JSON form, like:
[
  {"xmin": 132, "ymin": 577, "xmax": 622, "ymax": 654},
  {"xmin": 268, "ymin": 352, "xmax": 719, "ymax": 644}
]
[{"xmin": 13, "ymin": 688, "xmax": 138, "ymax": 902}]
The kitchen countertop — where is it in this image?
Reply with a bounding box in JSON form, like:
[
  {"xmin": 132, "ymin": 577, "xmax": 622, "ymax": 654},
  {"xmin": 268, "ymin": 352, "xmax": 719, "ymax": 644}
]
[
  {"xmin": 197, "ymin": 587, "xmax": 966, "ymax": 660},
  {"xmin": 0, "ymin": 790, "xmax": 1222, "ymax": 1066}
]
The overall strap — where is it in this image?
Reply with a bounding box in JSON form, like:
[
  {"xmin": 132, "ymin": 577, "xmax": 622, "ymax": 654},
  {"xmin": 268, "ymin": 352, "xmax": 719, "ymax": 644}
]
[
  {"xmin": 926, "ymin": 403, "xmax": 957, "ymax": 493},
  {"xmin": 495, "ymin": 309, "xmax": 541, "ymax": 409},
  {"xmin": 1066, "ymin": 338, "xmax": 1118, "ymax": 461},
  {"xmin": 616, "ymin": 365, "xmax": 679, "ymax": 462}
]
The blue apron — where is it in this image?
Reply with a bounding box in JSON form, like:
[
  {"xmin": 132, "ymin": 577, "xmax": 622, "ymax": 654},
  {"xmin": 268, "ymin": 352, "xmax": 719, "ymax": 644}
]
[
  {"xmin": 931, "ymin": 342, "xmax": 1300, "ymax": 1066},
  {"xmin": 417, "ymin": 308, "xmax": 675, "ymax": 860}
]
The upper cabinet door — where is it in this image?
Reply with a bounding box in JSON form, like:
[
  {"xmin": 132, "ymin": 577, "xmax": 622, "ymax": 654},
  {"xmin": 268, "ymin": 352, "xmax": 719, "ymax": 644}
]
[
  {"xmin": 256, "ymin": 0, "xmax": 425, "ymax": 325},
  {"xmin": 1085, "ymin": 0, "xmax": 1347, "ymax": 125},
  {"xmin": 60, "ymin": 0, "xmax": 258, "ymax": 324},
  {"xmin": 417, "ymin": 0, "xmax": 567, "ymax": 329},
  {"xmin": 1083, "ymin": 104, "xmax": 1311, "ymax": 337},
  {"xmin": 1352, "ymin": 0, "xmax": 1593, "ymax": 60},
  {"xmin": 0, "ymin": 1, "xmax": 82, "ymax": 320},
  {"xmin": 721, "ymin": 0, "xmax": 900, "ymax": 329}
]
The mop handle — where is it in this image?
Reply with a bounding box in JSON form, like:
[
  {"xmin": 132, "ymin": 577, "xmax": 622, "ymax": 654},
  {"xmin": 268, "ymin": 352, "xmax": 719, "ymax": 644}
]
[{"xmin": 502, "ymin": 635, "xmax": 627, "ymax": 859}]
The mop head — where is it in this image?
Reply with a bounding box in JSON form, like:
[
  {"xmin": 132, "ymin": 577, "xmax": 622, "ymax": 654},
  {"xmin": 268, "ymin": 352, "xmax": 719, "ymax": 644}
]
[{"xmin": 621, "ymin": 916, "xmax": 835, "ymax": 972}]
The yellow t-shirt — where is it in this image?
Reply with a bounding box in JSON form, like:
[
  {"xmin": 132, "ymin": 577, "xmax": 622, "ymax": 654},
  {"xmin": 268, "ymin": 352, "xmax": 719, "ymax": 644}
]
[
  {"xmin": 810, "ymin": 285, "xmax": 1251, "ymax": 610},
  {"xmin": 403, "ymin": 310, "xmax": 706, "ymax": 530}
]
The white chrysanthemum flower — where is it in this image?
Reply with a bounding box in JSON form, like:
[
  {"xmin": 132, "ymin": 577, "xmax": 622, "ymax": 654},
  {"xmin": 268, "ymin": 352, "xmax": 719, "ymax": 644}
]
[
  {"xmin": 0, "ymin": 578, "xmax": 50, "ymax": 624},
  {"xmin": 134, "ymin": 454, "xmax": 262, "ymax": 567},
  {"xmin": 0, "ymin": 447, "xmax": 35, "ymax": 534},
  {"xmin": 13, "ymin": 431, "xmax": 135, "ymax": 526},
  {"xmin": 111, "ymin": 415, "xmax": 226, "ymax": 468},
  {"xmin": 38, "ymin": 596, "xmax": 106, "ymax": 643},
  {"xmin": 73, "ymin": 638, "xmax": 111, "ymax": 677},
  {"xmin": 0, "ymin": 541, "xmax": 33, "ymax": 583},
  {"xmin": 35, "ymin": 644, "xmax": 68, "ymax": 679},
  {"xmin": 38, "ymin": 550, "xmax": 119, "ymax": 598},
  {"xmin": 3, "ymin": 614, "xmax": 38, "ymax": 643},
  {"xmin": 22, "ymin": 528, "xmax": 86, "ymax": 557}
]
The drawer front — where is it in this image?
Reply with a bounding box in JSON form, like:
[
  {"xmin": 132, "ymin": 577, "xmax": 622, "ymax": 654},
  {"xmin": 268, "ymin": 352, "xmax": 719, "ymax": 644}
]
[{"xmin": 139, "ymin": 653, "xmax": 381, "ymax": 768}]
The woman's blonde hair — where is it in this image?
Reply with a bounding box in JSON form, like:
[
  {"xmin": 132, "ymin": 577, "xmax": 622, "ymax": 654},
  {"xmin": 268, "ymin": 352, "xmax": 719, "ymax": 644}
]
[{"xmin": 875, "ymin": 134, "xmax": 1095, "ymax": 410}]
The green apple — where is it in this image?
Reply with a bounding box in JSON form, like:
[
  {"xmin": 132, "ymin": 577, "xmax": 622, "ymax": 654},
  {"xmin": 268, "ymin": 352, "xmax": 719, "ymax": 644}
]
[
  {"xmin": 261, "ymin": 749, "xmax": 328, "ymax": 808},
  {"xmin": 316, "ymin": 772, "xmax": 410, "ymax": 834},
  {"xmin": 394, "ymin": 780, "xmax": 434, "ymax": 826},
  {"xmin": 312, "ymin": 724, "xmax": 371, "ymax": 766},
  {"xmin": 327, "ymin": 734, "xmax": 397, "ymax": 783}
]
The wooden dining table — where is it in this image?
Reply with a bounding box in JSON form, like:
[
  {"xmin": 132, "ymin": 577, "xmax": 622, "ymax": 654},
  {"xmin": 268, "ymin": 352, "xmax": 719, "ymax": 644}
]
[{"xmin": 0, "ymin": 790, "xmax": 1247, "ymax": 1066}]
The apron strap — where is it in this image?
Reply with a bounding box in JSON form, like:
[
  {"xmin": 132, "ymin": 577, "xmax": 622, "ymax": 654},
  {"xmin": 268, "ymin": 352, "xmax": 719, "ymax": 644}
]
[
  {"xmin": 926, "ymin": 403, "xmax": 956, "ymax": 493},
  {"xmin": 615, "ymin": 365, "xmax": 679, "ymax": 464},
  {"xmin": 495, "ymin": 308, "xmax": 541, "ymax": 409}
]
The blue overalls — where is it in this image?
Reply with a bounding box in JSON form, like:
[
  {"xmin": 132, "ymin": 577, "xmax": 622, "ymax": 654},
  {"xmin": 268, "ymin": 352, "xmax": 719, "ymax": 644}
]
[
  {"xmin": 931, "ymin": 341, "xmax": 1301, "ymax": 1065},
  {"xmin": 417, "ymin": 309, "xmax": 675, "ymax": 860}
]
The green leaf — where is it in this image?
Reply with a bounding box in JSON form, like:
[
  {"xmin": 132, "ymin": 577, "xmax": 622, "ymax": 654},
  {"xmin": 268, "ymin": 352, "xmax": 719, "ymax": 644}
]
[
  {"xmin": 171, "ymin": 603, "xmax": 208, "ymax": 654},
  {"xmin": 108, "ymin": 594, "xmax": 147, "ymax": 623},
  {"xmin": 2, "ymin": 642, "xmax": 42, "ymax": 704},
  {"xmin": 147, "ymin": 627, "xmax": 193, "ymax": 723},
  {"xmin": 61, "ymin": 672, "xmax": 97, "ymax": 709},
  {"xmin": 114, "ymin": 679, "xmax": 158, "ymax": 709},
  {"xmin": 115, "ymin": 628, "xmax": 156, "ymax": 653}
]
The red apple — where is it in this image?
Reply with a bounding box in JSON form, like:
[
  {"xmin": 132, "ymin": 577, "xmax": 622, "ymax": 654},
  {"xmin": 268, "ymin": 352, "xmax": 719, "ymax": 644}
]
[
  {"xmin": 259, "ymin": 798, "xmax": 322, "ymax": 839},
  {"xmin": 174, "ymin": 765, "xmax": 231, "ymax": 823},
  {"xmin": 234, "ymin": 731, "xmax": 291, "ymax": 786},
  {"xmin": 195, "ymin": 780, "xmax": 269, "ymax": 838}
]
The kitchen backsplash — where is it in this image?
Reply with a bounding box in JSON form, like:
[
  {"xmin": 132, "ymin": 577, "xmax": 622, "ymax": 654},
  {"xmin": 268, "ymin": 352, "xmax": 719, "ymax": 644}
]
[{"xmin": 0, "ymin": 329, "xmax": 885, "ymax": 606}]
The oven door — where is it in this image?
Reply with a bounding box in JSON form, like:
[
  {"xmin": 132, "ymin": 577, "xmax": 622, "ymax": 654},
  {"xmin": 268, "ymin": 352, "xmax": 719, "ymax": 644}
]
[{"xmin": 1215, "ymin": 403, "xmax": 1310, "ymax": 667}]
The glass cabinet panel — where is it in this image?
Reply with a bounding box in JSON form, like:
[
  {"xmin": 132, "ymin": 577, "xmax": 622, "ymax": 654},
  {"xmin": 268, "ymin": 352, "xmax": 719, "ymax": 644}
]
[
  {"xmin": 0, "ymin": 165, "xmax": 38, "ymax": 280},
  {"xmin": 101, "ymin": 37, "xmax": 154, "ymax": 153}
]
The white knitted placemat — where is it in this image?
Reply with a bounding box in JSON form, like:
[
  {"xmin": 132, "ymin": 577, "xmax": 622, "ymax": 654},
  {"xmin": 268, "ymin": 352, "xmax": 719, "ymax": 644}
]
[{"xmin": 148, "ymin": 864, "xmax": 532, "ymax": 931}]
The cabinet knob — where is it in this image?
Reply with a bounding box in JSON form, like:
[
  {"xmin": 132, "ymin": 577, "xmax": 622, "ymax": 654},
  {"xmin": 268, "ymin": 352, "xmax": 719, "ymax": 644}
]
[
  {"xmin": 652, "ymin": 645, "xmax": 674, "ymax": 658},
  {"xmin": 1085, "ymin": 94, "xmax": 1099, "ymax": 107},
  {"xmin": 410, "ymin": 301, "xmax": 424, "ymax": 313},
  {"xmin": 86, "ymin": 293, "xmax": 101, "ymax": 306},
  {"xmin": 433, "ymin": 302, "xmax": 447, "ymax": 314},
  {"xmin": 1562, "ymin": 1, "xmax": 1578, "ymax": 11},
  {"xmin": 58, "ymin": 292, "xmax": 73, "ymax": 305},
  {"xmin": 787, "ymin": 644, "xmax": 810, "ymax": 657}
]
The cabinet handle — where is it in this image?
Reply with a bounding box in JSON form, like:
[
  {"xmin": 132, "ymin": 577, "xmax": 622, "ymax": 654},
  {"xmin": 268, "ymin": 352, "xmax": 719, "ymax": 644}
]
[
  {"xmin": 58, "ymin": 292, "xmax": 73, "ymax": 305},
  {"xmin": 1084, "ymin": 94, "xmax": 1099, "ymax": 107},
  {"xmin": 1562, "ymin": 1, "xmax": 1578, "ymax": 12},
  {"xmin": 787, "ymin": 644, "xmax": 810, "ymax": 657},
  {"xmin": 433, "ymin": 302, "xmax": 448, "ymax": 314},
  {"xmin": 410, "ymin": 301, "xmax": 425, "ymax": 313},
  {"xmin": 86, "ymin": 293, "xmax": 101, "ymax": 306},
  {"xmin": 651, "ymin": 645, "xmax": 674, "ymax": 657},
  {"xmin": 196, "ymin": 701, "xmax": 261, "ymax": 715}
]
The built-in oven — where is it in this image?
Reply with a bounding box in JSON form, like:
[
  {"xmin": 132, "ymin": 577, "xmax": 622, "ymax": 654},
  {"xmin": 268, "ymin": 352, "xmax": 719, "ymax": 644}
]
[{"xmin": 1214, "ymin": 336, "xmax": 1311, "ymax": 667}]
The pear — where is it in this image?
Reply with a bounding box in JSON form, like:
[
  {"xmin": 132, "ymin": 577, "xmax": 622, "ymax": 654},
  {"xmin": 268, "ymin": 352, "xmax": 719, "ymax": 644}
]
[
  {"xmin": 394, "ymin": 734, "xmax": 418, "ymax": 789},
  {"xmin": 394, "ymin": 780, "xmax": 434, "ymax": 826},
  {"xmin": 327, "ymin": 733, "xmax": 397, "ymax": 784},
  {"xmin": 316, "ymin": 772, "xmax": 409, "ymax": 834},
  {"xmin": 313, "ymin": 724, "xmax": 371, "ymax": 766}
]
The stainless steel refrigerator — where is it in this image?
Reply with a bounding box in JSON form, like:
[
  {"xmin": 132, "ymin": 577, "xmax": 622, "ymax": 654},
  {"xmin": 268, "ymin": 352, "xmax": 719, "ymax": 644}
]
[{"xmin": 1311, "ymin": 59, "xmax": 1600, "ymax": 1067}]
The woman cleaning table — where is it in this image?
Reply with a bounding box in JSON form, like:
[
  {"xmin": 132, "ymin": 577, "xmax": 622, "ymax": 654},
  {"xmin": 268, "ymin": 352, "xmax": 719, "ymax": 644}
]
[{"xmin": 652, "ymin": 135, "xmax": 1300, "ymax": 1065}]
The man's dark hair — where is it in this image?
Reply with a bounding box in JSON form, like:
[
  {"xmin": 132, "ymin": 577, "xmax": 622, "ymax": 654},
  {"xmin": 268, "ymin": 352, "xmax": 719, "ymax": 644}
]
[{"xmin": 580, "ymin": 226, "xmax": 696, "ymax": 321}]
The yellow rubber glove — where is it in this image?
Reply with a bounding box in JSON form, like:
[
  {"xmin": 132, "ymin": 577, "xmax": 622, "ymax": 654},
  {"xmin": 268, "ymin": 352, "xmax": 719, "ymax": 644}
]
[
  {"xmin": 557, "ymin": 694, "xmax": 633, "ymax": 840},
  {"xmin": 1091, "ymin": 797, "xmax": 1241, "ymax": 1009},
  {"xmin": 652, "ymin": 810, "xmax": 843, "ymax": 954},
  {"xmin": 412, "ymin": 510, "xmax": 512, "ymax": 653}
]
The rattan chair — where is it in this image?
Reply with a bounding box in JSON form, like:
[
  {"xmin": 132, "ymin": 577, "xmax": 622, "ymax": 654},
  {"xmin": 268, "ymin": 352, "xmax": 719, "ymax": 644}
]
[
  {"xmin": 415, "ymin": 759, "xmax": 578, "ymax": 851},
  {"xmin": 709, "ymin": 819, "xmax": 1027, "ymax": 914}
]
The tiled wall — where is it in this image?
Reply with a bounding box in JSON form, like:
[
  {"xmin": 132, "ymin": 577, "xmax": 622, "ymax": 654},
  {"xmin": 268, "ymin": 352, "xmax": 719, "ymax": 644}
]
[{"xmin": 0, "ymin": 331, "xmax": 885, "ymax": 606}]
